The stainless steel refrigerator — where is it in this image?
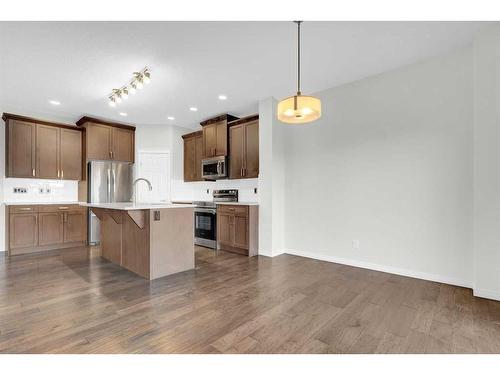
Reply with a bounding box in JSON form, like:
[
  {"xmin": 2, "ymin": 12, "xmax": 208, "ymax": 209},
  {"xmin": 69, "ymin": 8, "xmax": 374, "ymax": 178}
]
[{"xmin": 88, "ymin": 160, "xmax": 133, "ymax": 244}]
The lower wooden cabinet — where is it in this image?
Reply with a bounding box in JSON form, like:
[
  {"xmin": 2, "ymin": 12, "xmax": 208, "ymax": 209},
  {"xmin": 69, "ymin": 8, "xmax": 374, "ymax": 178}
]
[
  {"xmin": 38, "ymin": 212, "xmax": 64, "ymax": 246},
  {"xmin": 216, "ymin": 204, "xmax": 258, "ymax": 257},
  {"xmin": 9, "ymin": 213, "xmax": 38, "ymax": 250},
  {"xmin": 64, "ymin": 211, "xmax": 87, "ymax": 243},
  {"xmin": 7, "ymin": 205, "xmax": 87, "ymax": 256}
]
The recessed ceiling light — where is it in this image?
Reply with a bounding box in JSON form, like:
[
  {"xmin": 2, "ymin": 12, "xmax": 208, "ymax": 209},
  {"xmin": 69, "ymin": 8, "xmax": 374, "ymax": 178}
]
[
  {"xmin": 218, "ymin": 95, "xmax": 227, "ymax": 100},
  {"xmin": 49, "ymin": 100, "xmax": 61, "ymax": 105},
  {"xmin": 189, "ymin": 107, "xmax": 198, "ymax": 112},
  {"xmin": 167, "ymin": 116, "xmax": 175, "ymax": 120},
  {"xmin": 119, "ymin": 112, "xmax": 127, "ymax": 117}
]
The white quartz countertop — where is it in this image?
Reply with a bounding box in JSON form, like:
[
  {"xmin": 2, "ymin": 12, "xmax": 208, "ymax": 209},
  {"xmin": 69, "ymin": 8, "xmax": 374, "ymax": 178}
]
[
  {"xmin": 215, "ymin": 202, "xmax": 259, "ymax": 206},
  {"xmin": 80, "ymin": 202, "xmax": 195, "ymax": 210},
  {"xmin": 3, "ymin": 201, "xmax": 81, "ymax": 206}
]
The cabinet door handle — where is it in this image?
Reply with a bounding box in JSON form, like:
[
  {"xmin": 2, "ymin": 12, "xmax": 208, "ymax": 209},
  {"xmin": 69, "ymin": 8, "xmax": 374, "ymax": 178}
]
[
  {"xmin": 58, "ymin": 207, "xmax": 69, "ymax": 210},
  {"xmin": 57, "ymin": 170, "xmax": 60, "ymax": 178},
  {"xmin": 61, "ymin": 170, "xmax": 64, "ymax": 179},
  {"xmin": 18, "ymin": 208, "xmax": 32, "ymax": 211},
  {"xmin": 32, "ymin": 169, "xmax": 35, "ymax": 177}
]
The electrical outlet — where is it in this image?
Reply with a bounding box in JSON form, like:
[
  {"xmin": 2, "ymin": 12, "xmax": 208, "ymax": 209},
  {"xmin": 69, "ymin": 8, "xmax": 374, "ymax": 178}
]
[
  {"xmin": 352, "ymin": 239, "xmax": 360, "ymax": 250},
  {"xmin": 13, "ymin": 187, "xmax": 27, "ymax": 194},
  {"xmin": 254, "ymin": 188, "xmax": 258, "ymax": 194},
  {"xmin": 206, "ymin": 189, "xmax": 210, "ymax": 194}
]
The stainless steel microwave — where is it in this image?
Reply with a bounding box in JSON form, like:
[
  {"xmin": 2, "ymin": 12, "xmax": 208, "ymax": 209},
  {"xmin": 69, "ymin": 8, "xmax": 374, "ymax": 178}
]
[{"xmin": 202, "ymin": 156, "xmax": 227, "ymax": 180}]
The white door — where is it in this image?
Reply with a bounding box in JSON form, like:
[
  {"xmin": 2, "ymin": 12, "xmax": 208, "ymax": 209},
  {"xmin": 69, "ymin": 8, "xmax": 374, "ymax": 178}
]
[{"xmin": 137, "ymin": 152, "xmax": 171, "ymax": 203}]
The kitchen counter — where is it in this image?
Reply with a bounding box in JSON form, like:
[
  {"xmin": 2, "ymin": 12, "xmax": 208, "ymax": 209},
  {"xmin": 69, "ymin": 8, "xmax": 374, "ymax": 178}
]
[
  {"xmin": 215, "ymin": 202, "xmax": 259, "ymax": 206},
  {"xmin": 84, "ymin": 203, "xmax": 194, "ymax": 280},
  {"xmin": 4, "ymin": 201, "xmax": 81, "ymax": 206},
  {"xmin": 80, "ymin": 202, "xmax": 194, "ymax": 210}
]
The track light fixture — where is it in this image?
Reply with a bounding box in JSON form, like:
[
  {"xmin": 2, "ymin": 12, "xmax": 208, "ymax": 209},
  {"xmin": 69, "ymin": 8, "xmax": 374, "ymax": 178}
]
[{"xmin": 107, "ymin": 67, "xmax": 151, "ymax": 107}]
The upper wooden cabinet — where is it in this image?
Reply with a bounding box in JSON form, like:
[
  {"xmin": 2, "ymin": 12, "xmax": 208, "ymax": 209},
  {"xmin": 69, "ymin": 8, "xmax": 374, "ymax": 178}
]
[
  {"xmin": 6, "ymin": 119, "xmax": 36, "ymax": 178},
  {"xmin": 229, "ymin": 115, "xmax": 259, "ymax": 179},
  {"xmin": 76, "ymin": 116, "xmax": 135, "ymax": 163},
  {"xmin": 182, "ymin": 131, "xmax": 203, "ymax": 182},
  {"xmin": 200, "ymin": 114, "xmax": 238, "ymax": 158},
  {"xmin": 60, "ymin": 128, "xmax": 82, "ymax": 180},
  {"xmin": 3, "ymin": 113, "xmax": 83, "ymax": 180}
]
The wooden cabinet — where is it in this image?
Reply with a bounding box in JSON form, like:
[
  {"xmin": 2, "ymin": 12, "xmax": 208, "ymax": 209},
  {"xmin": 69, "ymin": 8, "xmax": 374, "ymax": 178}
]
[
  {"xmin": 64, "ymin": 211, "xmax": 87, "ymax": 243},
  {"xmin": 60, "ymin": 129, "xmax": 82, "ymax": 180},
  {"xmin": 7, "ymin": 204, "xmax": 87, "ymax": 256},
  {"xmin": 77, "ymin": 117, "xmax": 135, "ymax": 163},
  {"xmin": 6, "ymin": 119, "xmax": 36, "ymax": 178},
  {"xmin": 3, "ymin": 113, "xmax": 83, "ymax": 180},
  {"xmin": 36, "ymin": 125, "xmax": 60, "ymax": 179},
  {"xmin": 229, "ymin": 115, "xmax": 259, "ymax": 179},
  {"xmin": 216, "ymin": 204, "xmax": 258, "ymax": 257},
  {"xmin": 201, "ymin": 114, "xmax": 238, "ymax": 158},
  {"xmin": 38, "ymin": 212, "xmax": 64, "ymax": 246},
  {"xmin": 9, "ymin": 213, "xmax": 38, "ymax": 250},
  {"xmin": 85, "ymin": 123, "xmax": 112, "ymax": 160},
  {"xmin": 182, "ymin": 131, "xmax": 203, "ymax": 182},
  {"xmin": 111, "ymin": 128, "xmax": 134, "ymax": 162}
]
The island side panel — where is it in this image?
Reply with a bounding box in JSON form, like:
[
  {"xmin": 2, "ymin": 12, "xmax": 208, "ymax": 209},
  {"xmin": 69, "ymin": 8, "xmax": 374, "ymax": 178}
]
[
  {"xmin": 150, "ymin": 207, "xmax": 194, "ymax": 280},
  {"xmin": 122, "ymin": 210, "xmax": 150, "ymax": 279},
  {"xmin": 99, "ymin": 210, "xmax": 122, "ymax": 265}
]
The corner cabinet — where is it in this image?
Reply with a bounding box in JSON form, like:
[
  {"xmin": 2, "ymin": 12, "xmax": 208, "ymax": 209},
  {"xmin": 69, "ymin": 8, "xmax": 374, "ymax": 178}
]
[
  {"xmin": 182, "ymin": 131, "xmax": 203, "ymax": 182},
  {"xmin": 201, "ymin": 114, "xmax": 239, "ymax": 158},
  {"xmin": 216, "ymin": 204, "xmax": 258, "ymax": 257},
  {"xmin": 229, "ymin": 115, "xmax": 259, "ymax": 179},
  {"xmin": 76, "ymin": 116, "xmax": 135, "ymax": 163},
  {"xmin": 3, "ymin": 113, "xmax": 83, "ymax": 180}
]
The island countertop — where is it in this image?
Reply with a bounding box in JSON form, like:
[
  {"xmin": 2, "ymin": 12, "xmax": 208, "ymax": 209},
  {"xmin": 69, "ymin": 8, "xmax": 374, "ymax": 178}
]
[{"xmin": 79, "ymin": 202, "xmax": 194, "ymax": 210}]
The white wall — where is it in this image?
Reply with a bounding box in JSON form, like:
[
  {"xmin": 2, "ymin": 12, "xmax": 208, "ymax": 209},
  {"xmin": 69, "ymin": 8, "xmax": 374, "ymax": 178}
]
[
  {"xmin": 281, "ymin": 46, "xmax": 474, "ymax": 287},
  {"xmin": 472, "ymin": 25, "xmax": 500, "ymax": 300},
  {"xmin": 258, "ymin": 97, "xmax": 285, "ymax": 257}
]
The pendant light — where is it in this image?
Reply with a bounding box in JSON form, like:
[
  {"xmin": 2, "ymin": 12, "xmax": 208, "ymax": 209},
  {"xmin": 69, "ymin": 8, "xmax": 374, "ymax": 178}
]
[{"xmin": 277, "ymin": 21, "xmax": 321, "ymax": 124}]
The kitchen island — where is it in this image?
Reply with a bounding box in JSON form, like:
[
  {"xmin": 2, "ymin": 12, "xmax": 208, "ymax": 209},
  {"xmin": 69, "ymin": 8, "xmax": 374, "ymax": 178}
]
[{"xmin": 80, "ymin": 203, "xmax": 195, "ymax": 280}]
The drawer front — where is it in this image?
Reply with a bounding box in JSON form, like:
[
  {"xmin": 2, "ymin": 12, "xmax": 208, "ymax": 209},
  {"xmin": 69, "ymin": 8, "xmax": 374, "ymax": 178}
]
[
  {"xmin": 38, "ymin": 204, "xmax": 85, "ymax": 213},
  {"xmin": 217, "ymin": 205, "xmax": 248, "ymax": 216},
  {"xmin": 9, "ymin": 205, "xmax": 38, "ymax": 213}
]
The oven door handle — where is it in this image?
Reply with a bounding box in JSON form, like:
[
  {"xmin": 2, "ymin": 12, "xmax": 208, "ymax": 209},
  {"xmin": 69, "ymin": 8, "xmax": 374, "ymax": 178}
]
[{"xmin": 195, "ymin": 208, "xmax": 217, "ymax": 214}]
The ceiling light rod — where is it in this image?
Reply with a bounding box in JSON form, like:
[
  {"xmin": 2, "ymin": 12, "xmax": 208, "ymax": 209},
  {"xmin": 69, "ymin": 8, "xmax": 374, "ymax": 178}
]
[{"xmin": 295, "ymin": 20, "xmax": 302, "ymax": 96}]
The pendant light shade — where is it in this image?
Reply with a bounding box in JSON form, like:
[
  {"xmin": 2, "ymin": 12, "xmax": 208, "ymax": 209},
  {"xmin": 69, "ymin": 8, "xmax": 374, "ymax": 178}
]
[
  {"xmin": 277, "ymin": 94, "xmax": 321, "ymax": 124},
  {"xmin": 277, "ymin": 21, "xmax": 321, "ymax": 124}
]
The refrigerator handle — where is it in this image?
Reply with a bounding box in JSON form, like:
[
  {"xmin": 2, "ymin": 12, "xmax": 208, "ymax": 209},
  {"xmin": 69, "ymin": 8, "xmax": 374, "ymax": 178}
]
[
  {"xmin": 107, "ymin": 167, "xmax": 111, "ymax": 202},
  {"xmin": 112, "ymin": 167, "xmax": 116, "ymax": 202}
]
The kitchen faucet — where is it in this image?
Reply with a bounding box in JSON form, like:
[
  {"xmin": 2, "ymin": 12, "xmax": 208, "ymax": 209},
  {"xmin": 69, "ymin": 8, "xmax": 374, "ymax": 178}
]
[{"xmin": 132, "ymin": 178, "xmax": 153, "ymax": 205}]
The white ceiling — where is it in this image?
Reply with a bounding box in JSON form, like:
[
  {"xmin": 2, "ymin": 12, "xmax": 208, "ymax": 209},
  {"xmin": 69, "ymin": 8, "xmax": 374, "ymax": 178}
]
[{"xmin": 0, "ymin": 21, "xmax": 487, "ymax": 130}]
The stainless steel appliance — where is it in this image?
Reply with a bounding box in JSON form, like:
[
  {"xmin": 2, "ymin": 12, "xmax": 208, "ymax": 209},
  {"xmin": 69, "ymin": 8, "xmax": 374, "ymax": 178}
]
[
  {"xmin": 88, "ymin": 160, "xmax": 133, "ymax": 244},
  {"xmin": 202, "ymin": 156, "xmax": 227, "ymax": 180},
  {"xmin": 194, "ymin": 189, "xmax": 238, "ymax": 249}
]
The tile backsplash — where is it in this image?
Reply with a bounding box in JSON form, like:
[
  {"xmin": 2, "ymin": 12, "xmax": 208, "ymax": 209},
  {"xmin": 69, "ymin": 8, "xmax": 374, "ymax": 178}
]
[{"xmin": 2, "ymin": 178, "xmax": 79, "ymax": 203}]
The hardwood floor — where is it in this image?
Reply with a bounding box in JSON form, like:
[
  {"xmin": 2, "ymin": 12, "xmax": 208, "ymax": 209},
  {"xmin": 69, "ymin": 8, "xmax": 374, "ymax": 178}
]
[{"xmin": 1, "ymin": 245, "xmax": 499, "ymax": 353}]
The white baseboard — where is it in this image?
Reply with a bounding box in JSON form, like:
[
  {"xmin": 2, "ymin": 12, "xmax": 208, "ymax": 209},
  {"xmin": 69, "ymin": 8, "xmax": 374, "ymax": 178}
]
[
  {"xmin": 473, "ymin": 288, "xmax": 500, "ymax": 301},
  {"xmin": 284, "ymin": 249, "xmax": 472, "ymax": 289},
  {"xmin": 258, "ymin": 249, "xmax": 284, "ymax": 257}
]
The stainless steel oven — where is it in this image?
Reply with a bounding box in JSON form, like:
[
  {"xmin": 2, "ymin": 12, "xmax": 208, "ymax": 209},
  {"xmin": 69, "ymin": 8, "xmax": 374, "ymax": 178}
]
[
  {"xmin": 202, "ymin": 156, "xmax": 227, "ymax": 180},
  {"xmin": 194, "ymin": 202, "xmax": 217, "ymax": 248},
  {"xmin": 193, "ymin": 190, "xmax": 238, "ymax": 249}
]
